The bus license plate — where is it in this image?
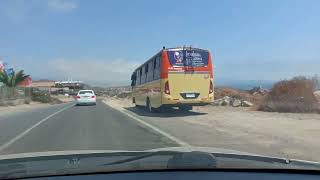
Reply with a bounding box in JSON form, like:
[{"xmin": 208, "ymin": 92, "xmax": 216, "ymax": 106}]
[{"xmin": 186, "ymin": 93, "xmax": 195, "ymax": 98}]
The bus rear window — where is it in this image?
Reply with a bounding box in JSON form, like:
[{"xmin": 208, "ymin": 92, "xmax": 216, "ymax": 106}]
[{"xmin": 167, "ymin": 50, "xmax": 209, "ymax": 67}]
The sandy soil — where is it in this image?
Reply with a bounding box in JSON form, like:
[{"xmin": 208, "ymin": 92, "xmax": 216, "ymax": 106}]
[
  {"xmin": 103, "ymin": 96, "xmax": 320, "ymax": 162},
  {"xmin": 52, "ymin": 95, "xmax": 75, "ymax": 103},
  {"xmin": 0, "ymin": 95, "xmax": 74, "ymax": 117},
  {"xmin": 0, "ymin": 102, "xmax": 51, "ymax": 117}
]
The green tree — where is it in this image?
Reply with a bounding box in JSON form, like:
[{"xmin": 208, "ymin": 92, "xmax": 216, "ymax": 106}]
[{"xmin": 0, "ymin": 70, "xmax": 30, "ymax": 87}]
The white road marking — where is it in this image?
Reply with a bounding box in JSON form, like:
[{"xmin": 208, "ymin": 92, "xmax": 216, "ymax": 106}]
[
  {"xmin": 102, "ymin": 100, "xmax": 190, "ymax": 147},
  {"xmin": 0, "ymin": 104, "xmax": 74, "ymax": 151}
]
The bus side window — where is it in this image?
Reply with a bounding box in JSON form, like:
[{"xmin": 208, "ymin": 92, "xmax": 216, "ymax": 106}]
[
  {"xmin": 140, "ymin": 66, "xmax": 145, "ymax": 84},
  {"xmin": 152, "ymin": 58, "xmax": 156, "ymax": 80},
  {"xmin": 144, "ymin": 64, "xmax": 148, "ymax": 83},
  {"xmin": 136, "ymin": 69, "xmax": 139, "ymax": 85},
  {"xmin": 139, "ymin": 68, "xmax": 142, "ymax": 85},
  {"xmin": 141, "ymin": 68, "xmax": 143, "ymax": 84},
  {"xmin": 157, "ymin": 55, "xmax": 161, "ymax": 69},
  {"xmin": 154, "ymin": 55, "xmax": 161, "ymax": 80},
  {"xmin": 153, "ymin": 58, "xmax": 157, "ymax": 69},
  {"xmin": 147, "ymin": 60, "xmax": 153, "ymax": 82},
  {"xmin": 131, "ymin": 72, "xmax": 136, "ymax": 87}
]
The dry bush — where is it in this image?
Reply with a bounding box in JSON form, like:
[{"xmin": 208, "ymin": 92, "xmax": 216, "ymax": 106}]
[
  {"xmin": 259, "ymin": 77, "xmax": 319, "ymax": 113},
  {"xmin": 31, "ymin": 91, "xmax": 52, "ymax": 103}
]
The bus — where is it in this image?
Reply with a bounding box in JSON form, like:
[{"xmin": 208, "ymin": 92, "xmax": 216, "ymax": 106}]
[{"xmin": 131, "ymin": 46, "xmax": 214, "ymax": 112}]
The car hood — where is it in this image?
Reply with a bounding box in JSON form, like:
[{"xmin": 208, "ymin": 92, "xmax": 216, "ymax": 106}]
[
  {"xmin": 0, "ymin": 146, "xmax": 319, "ymax": 179},
  {"xmin": 0, "ymin": 146, "xmax": 252, "ymax": 160}
]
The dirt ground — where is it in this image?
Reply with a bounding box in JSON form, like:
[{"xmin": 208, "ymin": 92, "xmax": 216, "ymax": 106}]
[
  {"xmin": 0, "ymin": 102, "xmax": 51, "ymax": 117},
  {"xmin": 103, "ymin": 97, "xmax": 320, "ymax": 162},
  {"xmin": 0, "ymin": 95, "xmax": 74, "ymax": 117},
  {"xmin": 52, "ymin": 95, "xmax": 75, "ymax": 103}
]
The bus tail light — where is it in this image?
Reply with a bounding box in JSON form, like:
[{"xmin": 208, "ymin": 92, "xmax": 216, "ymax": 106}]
[
  {"xmin": 164, "ymin": 81, "xmax": 170, "ymax": 95},
  {"xmin": 209, "ymin": 81, "xmax": 213, "ymax": 94}
]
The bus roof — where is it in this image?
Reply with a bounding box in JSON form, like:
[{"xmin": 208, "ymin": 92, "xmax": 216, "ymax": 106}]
[
  {"xmin": 163, "ymin": 46, "xmax": 209, "ymax": 52},
  {"xmin": 133, "ymin": 47, "xmax": 210, "ymax": 72}
]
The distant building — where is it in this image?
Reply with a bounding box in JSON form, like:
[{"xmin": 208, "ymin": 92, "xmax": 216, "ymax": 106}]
[{"xmin": 55, "ymin": 81, "xmax": 85, "ymax": 89}]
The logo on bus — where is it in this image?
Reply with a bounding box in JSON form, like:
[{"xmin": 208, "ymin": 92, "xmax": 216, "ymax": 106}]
[{"xmin": 174, "ymin": 51, "xmax": 183, "ymax": 63}]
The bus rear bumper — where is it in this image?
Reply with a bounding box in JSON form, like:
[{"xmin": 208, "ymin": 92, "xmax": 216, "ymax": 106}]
[
  {"xmin": 161, "ymin": 96, "xmax": 213, "ymax": 107},
  {"xmin": 161, "ymin": 102, "xmax": 210, "ymax": 108}
]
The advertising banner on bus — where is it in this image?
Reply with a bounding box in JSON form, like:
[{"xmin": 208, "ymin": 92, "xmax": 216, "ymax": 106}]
[{"xmin": 167, "ymin": 50, "xmax": 209, "ymax": 67}]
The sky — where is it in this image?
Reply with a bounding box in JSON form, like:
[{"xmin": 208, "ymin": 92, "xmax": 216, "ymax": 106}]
[{"xmin": 0, "ymin": 0, "xmax": 320, "ymax": 86}]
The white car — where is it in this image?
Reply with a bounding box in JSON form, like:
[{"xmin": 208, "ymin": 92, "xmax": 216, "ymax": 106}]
[{"xmin": 76, "ymin": 90, "xmax": 97, "ymax": 105}]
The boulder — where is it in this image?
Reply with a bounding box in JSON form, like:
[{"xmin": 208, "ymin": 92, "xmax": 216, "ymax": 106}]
[
  {"xmin": 242, "ymin": 100, "xmax": 253, "ymax": 107},
  {"xmin": 232, "ymin": 99, "xmax": 241, "ymax": 107},
  {"xmin": 221, "ymin": 99, "xmax": 230, "ymax": 106},
  {"xmin": 249, "ymin": 86, "xmax": 269, "ymax": 95},
  {"xmin": 212, "ymin": 99, "xmax": 223, "ymax": 106},
  {"xmin": 223, "ymin": 96, "xmax": 231, "ymax": 101},
  {"xmin": 221, "ymin": 96, "xmax": 231, "ymax": 106}
]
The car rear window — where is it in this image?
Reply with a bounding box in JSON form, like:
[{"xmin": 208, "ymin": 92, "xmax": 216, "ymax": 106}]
[
  {"xmin": 168, "ymin": 49, "xmax": 209, "ymax": 67},
  {"xmin": 79, "ymin": 91, "xmax": 93, "ymax": 95}
]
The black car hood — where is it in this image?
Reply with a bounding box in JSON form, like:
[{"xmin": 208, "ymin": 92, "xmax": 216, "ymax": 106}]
[
  {"xmin": 0, "ymin": 147, "xmax": 319, "ymax": 179},
  {"xmin": 0, "ymin": 146, "xmax": 251, "ymax": 160}
]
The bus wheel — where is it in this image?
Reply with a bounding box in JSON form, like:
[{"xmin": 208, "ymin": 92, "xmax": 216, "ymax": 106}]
[
  {"xmin": 146, "ymin": 98, "xmax": 153, "ymax": 112},
  {"xmin": 156, "ymin": 106, "xmax": 169, "ymax": 113},
  {"xmin": 179, "ymin": 105, "xmax": 192, "ymax": 111}
]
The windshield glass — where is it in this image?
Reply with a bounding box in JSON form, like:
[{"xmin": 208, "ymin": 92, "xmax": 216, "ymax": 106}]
[
  {"xmin": 168, "ymin": 50, "xmax": 209, "ymax": 67},
  {"xmin": 0, "ymin": 0, "xmax": 320, "ymax": 177},
  {"xmin": 79, "ymin": 91, "xmax": 94, "ymax": 95}
]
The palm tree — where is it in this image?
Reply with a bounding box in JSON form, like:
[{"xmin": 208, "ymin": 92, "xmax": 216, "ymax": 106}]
[
  {"xmin": 0, "ymin": 69, "xmax": 30, "ymax": 87},
  {"xmin": 0, "ymin": 69, "xmax": 30, "ymax": 98}
]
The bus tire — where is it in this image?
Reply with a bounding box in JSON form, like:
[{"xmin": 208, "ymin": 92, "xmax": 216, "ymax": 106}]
[
  {"xmin": 146, "ymin": 98, "xmax": 153, "ymax": 113},
  {"xmin": 135, "ymin": 104, "xmax": 142, "ymax": 108},
  {"xmin": 179, "ymin": 105, "xmax": 192, "ymax": 111},
  {"xmin": 156, "ymin": 106, "xmax": 168, "ymax": 113}
]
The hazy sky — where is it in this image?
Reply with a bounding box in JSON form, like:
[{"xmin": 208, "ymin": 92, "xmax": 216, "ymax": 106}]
[{"xmin": 1, "ymin": 0, "xmax": 319, "ymax": 85}]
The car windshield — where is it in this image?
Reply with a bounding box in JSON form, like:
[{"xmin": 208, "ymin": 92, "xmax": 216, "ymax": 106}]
[
  {"xmin": 1, "ymin": 0, "xmax": 320, "ymax": 178},
  {"xmin": 79, "ymin": 91, "xmax": 94, "ymax": 95}
]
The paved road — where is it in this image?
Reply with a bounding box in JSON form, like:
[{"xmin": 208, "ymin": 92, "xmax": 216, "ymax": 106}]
[{"xmin": 0, "ymin": 101, "xmax": 177, "ymax": 155}]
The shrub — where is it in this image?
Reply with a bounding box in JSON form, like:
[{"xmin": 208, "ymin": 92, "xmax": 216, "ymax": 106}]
[
  {"xmin": 31, "ymin": 91, "xmax": 52, "ymax": 103},
  {"xmin": 259, "ymin": 77, "xmax": 319, "ymax": 113},
  {"xmin": 24, "ymin": 99, "xmax": 31, "ymax": 104}
]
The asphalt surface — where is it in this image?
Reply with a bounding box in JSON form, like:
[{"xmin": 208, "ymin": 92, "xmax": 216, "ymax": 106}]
[{"xmin": 0, "ymin": 100, "xmax": 177, "ymax": 155}]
